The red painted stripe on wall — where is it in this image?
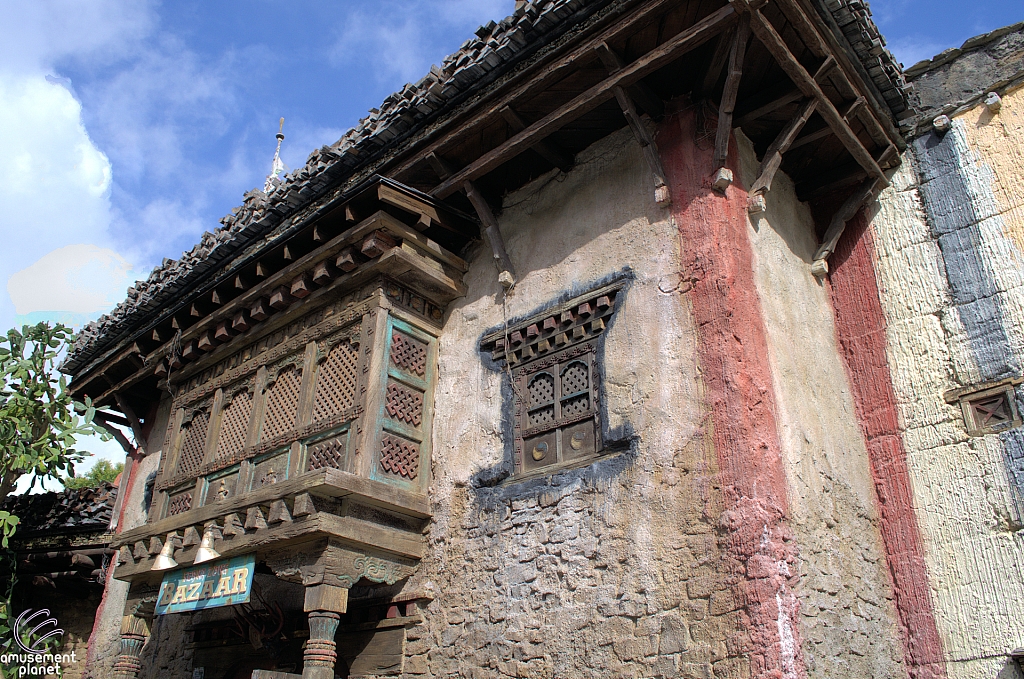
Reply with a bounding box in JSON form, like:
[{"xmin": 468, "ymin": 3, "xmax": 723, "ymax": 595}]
[
  {"xmin": 827, "ymin": 211, "xmax": 947, "ymax": 679},
  {"xmin": 659, "ymin": 105, "xmax": 806, "ymax": 679}
]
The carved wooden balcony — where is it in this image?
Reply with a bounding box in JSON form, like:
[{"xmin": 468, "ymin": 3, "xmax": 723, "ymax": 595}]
[{"xmin": 107, "ymin": 179, "xmax": 469, "ymax": 595}]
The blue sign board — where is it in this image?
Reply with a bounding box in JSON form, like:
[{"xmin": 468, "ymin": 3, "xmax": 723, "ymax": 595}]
[{"xmin": 155, "ymin": 554, "xmax": 255, "ymax": 615}]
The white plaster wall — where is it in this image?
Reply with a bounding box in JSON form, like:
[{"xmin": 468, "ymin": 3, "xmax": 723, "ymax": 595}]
[
  {"xmin": 735, "ymin": 132, "xmax": 906, "ymax": 679},
  {"xmin": 408, "ymin": 128, "xmax": 746, "ymax": 678},
  {"xmin": 871, "ymin": 158, "xmax": 1024, "ymax": 679}
]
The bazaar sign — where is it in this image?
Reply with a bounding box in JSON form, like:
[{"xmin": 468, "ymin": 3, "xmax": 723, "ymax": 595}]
[{"xmin": 155, "ymin": 554, "xmax": 255, "ymax": 615}]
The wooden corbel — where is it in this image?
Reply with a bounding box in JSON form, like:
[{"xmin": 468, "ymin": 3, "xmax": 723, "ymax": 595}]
[{"xmin": 811, "ymin": 177, "xmax": 881, "ymax": 278}]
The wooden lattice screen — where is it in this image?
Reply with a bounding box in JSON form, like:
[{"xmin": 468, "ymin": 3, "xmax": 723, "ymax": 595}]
[
  {"xmin": 262, "ymin": 368, "xmax": 301, "ymax": 440},
  {"xmin": 214, "ymin": 390, "xmax": 252, "ymax": 461},
  {"xmin": 174, "ymin": 411, "xmax": 210, "ymax": 478},
  {"xmin": 313, "ymin": 341, "xmax": 359, "ymax": 423}
]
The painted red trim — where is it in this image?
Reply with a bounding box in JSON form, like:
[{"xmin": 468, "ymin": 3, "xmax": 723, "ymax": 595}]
[
  {"xmin": 827, "ymin": 211, "xmax": 947, "ymax": 679},
  {"xmin": 659, "ymin": 105, "xmax": 806, "ymax": 679}
]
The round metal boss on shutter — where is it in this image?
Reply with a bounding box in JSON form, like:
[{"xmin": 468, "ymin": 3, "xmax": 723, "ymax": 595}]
[{"xmin": 532, "ymin": 442, "xmax": 548, "ymax": 461}]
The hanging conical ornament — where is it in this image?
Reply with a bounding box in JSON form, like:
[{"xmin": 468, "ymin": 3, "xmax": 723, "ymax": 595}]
[
  {"xmin": 151, "ymin": 535, "xmax": 178, "ymax": 571},
  {"xmin": 193, "ymin": 526, "xmax": 221, "ymax": 564}
]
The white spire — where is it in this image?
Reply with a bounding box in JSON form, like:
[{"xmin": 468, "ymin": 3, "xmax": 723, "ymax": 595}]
[{"xmin": 264, "ymin": 117, "xmax": 287, "ymax": 193}]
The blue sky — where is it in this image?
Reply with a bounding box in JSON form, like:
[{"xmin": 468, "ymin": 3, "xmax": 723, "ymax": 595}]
[{"xmin": 1, "ymin": 0, "xmax": 1020, "ymax": 479}]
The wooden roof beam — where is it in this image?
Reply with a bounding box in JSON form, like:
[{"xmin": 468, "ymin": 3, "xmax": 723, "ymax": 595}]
[
  {"xmin": 430, "ymin": 4, "xmax": 737, "ymax": 199},
  {"xmin": 499, "ymin": 106, "xmax": 574, "ymax": 173},
  {"xmin": 733, "ymin": 88, "xmax": 802, "ymax": 127},
  {"xmin": 747, "ymin": 9, "xmax": 887, "ymax": 186}
]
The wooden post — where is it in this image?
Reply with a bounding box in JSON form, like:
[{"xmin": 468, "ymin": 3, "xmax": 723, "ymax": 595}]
[
  {"xmin": 112, "ymin": 614, "xmax": 149, "ymax": 679},
  {"xmin": 713, "ymin": 14, "xmax": 750, "ymax": 175},
  {"xmin": 301, "ymin": 584, "xmax": 348, "ymax": 679}
]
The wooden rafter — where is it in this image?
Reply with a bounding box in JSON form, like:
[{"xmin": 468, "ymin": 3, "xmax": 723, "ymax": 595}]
[
  {"xmin": 428, "ymin": 4, "xmax": 738, "ymax": 198},
  {"xmin": 595, "ymin": 42, "xmax": 671, "ymax": 205},
  {"xmin": 749, "ymin": 97, "xmax": 817, "ymax": 196},
  {"xmin": 746, "ymin": 9, "xmax": 887, "ymax": 186},
  {"xmin": 713, "ymin": 14, "xmax": 750, "ymax": 169},
  {"xmin": 499, "ymin": 106, "xmax": 574, "ymax": 173}
]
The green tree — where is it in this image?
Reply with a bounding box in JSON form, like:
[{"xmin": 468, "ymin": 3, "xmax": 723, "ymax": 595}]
[
  {"xmin": 0, "ymin": 323, "xmax": 110, "ymax": 546},
  {"xmin": 63, "ymin": 459, "xmax": 124, "ymax": 489}
]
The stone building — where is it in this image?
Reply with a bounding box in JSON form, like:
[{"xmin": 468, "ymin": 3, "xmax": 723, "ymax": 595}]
[{"xmin": 60, "ymin": 1, "xmax": 1024, "ymax": 678}]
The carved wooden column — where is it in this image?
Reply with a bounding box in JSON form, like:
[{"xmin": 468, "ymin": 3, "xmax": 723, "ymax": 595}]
[
  {"xmin": 112, "ymin": 613, "xmax": 150, "ymax": 679},
  {"xmin": 302, "ymin": 584, "xmax": 348, "ymax": 679}
]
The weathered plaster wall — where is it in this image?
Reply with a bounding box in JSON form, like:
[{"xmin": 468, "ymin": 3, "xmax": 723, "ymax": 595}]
[
  {"xmin": 84, "ymin": 397, "xmax": 172, "ymax": 679},
  {"xmin": 733, "ymin": 132, "xmax": 906, "ymax": 679},
  {"xmin": 861, "ymin": 85, "xmax": 1024, "ymax": 679},
  {"xmin": 406, "ymin": 125, "xmax": 748, "ymax": 679}
]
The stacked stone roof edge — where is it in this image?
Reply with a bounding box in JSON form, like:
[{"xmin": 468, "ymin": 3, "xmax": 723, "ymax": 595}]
[
  {"xmin": 904, "ymin": 21, "xmax": 1024, "ymax": 79},
  {"xmin": 1, "ymin": 482, "xmax": 117, "ymax": 538},
  {"xmin": 63, "ymin": 0, "xmax": 908, "ymax": 375}
]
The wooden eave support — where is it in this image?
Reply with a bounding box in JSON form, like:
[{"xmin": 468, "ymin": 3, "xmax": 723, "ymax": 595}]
[
  {"xmin": 811, "ymin": 176, "xmax": 882, "ymax": 278},
  {"xmin": 749, "ymin": 97, "xmax": 817, "ymax": 196},
  {"xmin": 462, "ymin": 181, "xmax": 517, "ymax": 282},
  {"xmin": 595, "ymin": 42, "xmax": 671, "ymax": 205},
  {"xmin": 499, "ymin": 106, "xmax": 574, "ymax": 173},
  {"xmin": 114, "ymin": 394, "xmax": 148, "ymax": 455},
  {"xmin": 713, "ymin": 13, "xmax": 750, "ymax": 181},
  {"xmin": 746, "ymin": 9, "xmax": 888, "ymax": 187},
  {"xmin": 426, "ymin": 151, "xmax": 516, "ymax": 283},
  {"xmin": 701, "ymin": 25, "xmax": 736, "ymax": 95},
  {"xmin": 428, "ymin": 4, "xmax": 737, "ymax": 199},
  {"xmin": 95, "ymin": 412, "xmax": 138, "ymax": 457}
]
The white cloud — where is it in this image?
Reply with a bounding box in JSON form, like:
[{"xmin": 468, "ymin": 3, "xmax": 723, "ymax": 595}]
[
  {"xmin": 885, "ymin": 35, "xmax": 947, "ymax": 69},
  {"xmin": 0, "ymin": 0, "xmax": 153, "ymax": 74},
  {"xmin": 7, "ymin": 244, "xmax": 143, "ymax": 317},
  {"xmin": 0, "ymin": 74, "xmax": 121, "ymax": 329}
]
